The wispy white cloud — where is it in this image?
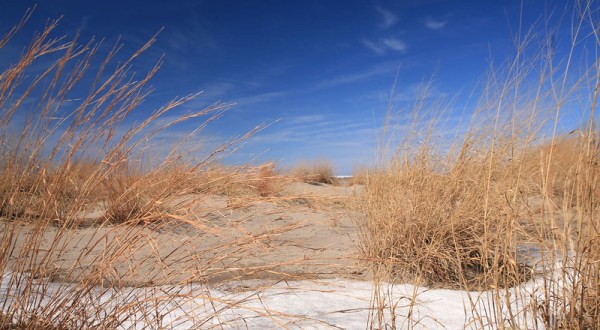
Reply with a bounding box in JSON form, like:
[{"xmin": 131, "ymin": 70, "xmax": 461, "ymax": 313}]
[
  {"xmin": 313, "ymin": 60, "xmax": 400, "ymax": 89},
  {"xmin": 202, "ymin": 82, "xmax": 237, "ymax": 99},
  {"xmin": 375, "ymin": 6, "xmax": 398, "ymax": 29},
  {"xmin": 251, "ymin": 117, "xmax": 378, "ymax": 146},
  {"xmin": 361, "ymin": 39, "xmax": 386, "ymax": 55},
  {"xmin": 424, "ymin": 17, "xmax": 448, "ymax": 30},
  {"xmin": 286, "ymin": 115, "xmax": 326, "ymax": 125},
  {"xmin": 233, "ymin": 91, "xmax": 288, "ymax": 106},
  {"xmin": 363, "ymin": 7, "xmax": 406, "ymax": 55},
  {"xmin": 243, "ymin": 115, "xmax": 382, "ymax": 174},
  {"xmin": 362, "ymin": 37, "xmax": 407, "ymax": 55},
  {"xmin": 382, "ymin": 38, "xmax": 407, "ymax": 52},
  {"xmin": 179, "ymin": 82, "xmax": 237, "ymax": 111}
]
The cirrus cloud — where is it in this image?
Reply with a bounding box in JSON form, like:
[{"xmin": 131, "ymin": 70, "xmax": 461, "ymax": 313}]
[
  {"xmin": 375, "ymin": 6, "xmax": 398, "ymax": 29},
  {"xmin": 424, "ymin": 17, "xmax": 448, "ymax": 30},
  {"xmin": 362, "ymin": 37, "xmax": 407, "ymax": 55}
]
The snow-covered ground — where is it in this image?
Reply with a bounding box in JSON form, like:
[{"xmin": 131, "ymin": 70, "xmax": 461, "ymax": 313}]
[{"xmin": 1, "ymin": 271, "xmax": 555, "ymax": 329}]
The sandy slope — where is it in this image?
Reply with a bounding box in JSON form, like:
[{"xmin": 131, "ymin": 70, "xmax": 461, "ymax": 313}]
[
  {"xmin": 3, "ymin": 181, "xmax": 365, "ymax": 286},
  {"xmin": 0, "ymin": 181, "xmax": 560, "ymax": 328}
]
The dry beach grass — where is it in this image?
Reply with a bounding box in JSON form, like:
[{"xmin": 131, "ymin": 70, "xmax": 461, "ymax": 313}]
[
  {"xmin": 0, "ymin": 13, "xmax": 358, "ymax": 328},
  {"xmin": 0, "ymin": 2, "xmax": 599, "ymax": 329},
  {"xmin": 290, "ymin": 160, "xmax": 336, "ymax": 185},
  {"xmin": 354, "ymin": 2, "xmax": 600, "ymax": 327}
]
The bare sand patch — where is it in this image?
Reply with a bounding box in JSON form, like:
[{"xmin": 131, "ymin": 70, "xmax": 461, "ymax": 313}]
[{"xmin": 3, "ymin": 181, "xmax": 365, "ymax": 287}]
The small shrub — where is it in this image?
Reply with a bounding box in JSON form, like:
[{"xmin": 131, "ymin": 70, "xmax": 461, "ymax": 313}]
[
  {"xmin": 251, "ymin": 162, "xmax": 284, "ymax": 197},
  {"xmin": 357, "ymin": 148, "xmax": 530, "ymax": 288},
  {"xmin": 292, "ymin": 160, "xmax": 336, "ymax": 184}
]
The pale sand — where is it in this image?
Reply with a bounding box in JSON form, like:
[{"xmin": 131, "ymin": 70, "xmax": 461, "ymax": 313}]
[{"xmin": 3, "ymin": 181, "xmax": 366, "ymax": 286}]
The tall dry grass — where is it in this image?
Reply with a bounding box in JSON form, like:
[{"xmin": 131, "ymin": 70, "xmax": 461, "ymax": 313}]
[
  {"xmin": 291, "ymin": 160, "xmax": 336, "ymax": 185},
  {"xmin": 356, "ymin": 1, "xmax": 600, "ymax": 328},
  {"xmin": 0, "ymin": 13, "xmax": 298, "ymax": 329}
]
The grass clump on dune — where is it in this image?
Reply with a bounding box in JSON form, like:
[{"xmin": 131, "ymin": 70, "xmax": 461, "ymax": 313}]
[
  {"xmin": 357, "ymin": 1, "xmax": 599, "ymax": 328},
  {"xmin": 357, "ymin": 99, "xmax": 532, "ymax": 290},
  {"xmin": 292, "ymin": 160, "xmax": 336, "ymax": 185},
  {"xmin": 0, "ymin": 12, "xmax": 295, "ymax": 329}
]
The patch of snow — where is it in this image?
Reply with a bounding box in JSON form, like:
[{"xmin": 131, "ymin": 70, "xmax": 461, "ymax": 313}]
[{"xmin": 0, "ymin": 270, "xmax": 563, "ymax": 329}]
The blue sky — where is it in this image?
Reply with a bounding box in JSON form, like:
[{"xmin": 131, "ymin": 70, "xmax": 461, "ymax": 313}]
[{"xmin": 0, "ymin": 0, "xmax": 588, "ymax": 174}]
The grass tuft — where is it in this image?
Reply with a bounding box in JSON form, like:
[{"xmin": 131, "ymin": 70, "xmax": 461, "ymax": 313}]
[
  {"xmin": 0, "ymin": 13, "xmax": 293, "ymax": 329},
  {"xmin": 292, "ymin": 160, "xmax": 336, "ymax": 185},
  {"xmin": 357, "ymin": 1, "xmax": 600, "ymax": 328}
]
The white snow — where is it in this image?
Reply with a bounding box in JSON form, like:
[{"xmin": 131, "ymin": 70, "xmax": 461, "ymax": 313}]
[{"xmin": 0, "ymin": 271, "xmax": 558, "ymax": 329}]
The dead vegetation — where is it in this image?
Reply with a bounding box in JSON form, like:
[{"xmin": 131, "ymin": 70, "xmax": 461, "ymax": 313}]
[
  {"xmin": 1, "ymin": 1, "xmax": 599, "ymax": 329},
  {"xmin": 355, "ymin": 1, "xmax": 600, "ymax": 328},
  {"xmin": 0, "ymin": 12, "xmax": 306, "ymax": 329},
  {"xmin": 291, "ymin": 160, "xmax": 336, "ymax": 185}
]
